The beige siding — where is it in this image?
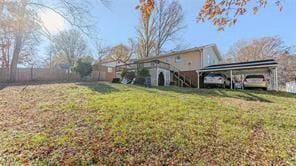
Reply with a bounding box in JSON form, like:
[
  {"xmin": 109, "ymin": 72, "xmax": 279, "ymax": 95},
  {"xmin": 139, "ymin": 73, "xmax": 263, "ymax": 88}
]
[
  {"xmin": 158, "ymin": 50, "xmax": 202, "ymax": 71},
  {"xmin": 202, "ymin": 47, "xmax": 220, "ymax": 67}
]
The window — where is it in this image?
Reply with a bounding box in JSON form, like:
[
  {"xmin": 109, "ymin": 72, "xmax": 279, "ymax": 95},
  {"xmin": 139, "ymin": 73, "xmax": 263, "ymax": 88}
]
[
  {"xmin": 207, "ymin": 54, "xmax": 211, "ymax": 65},
  {"xmin": 211, "ymin": 57, "xmax": 216, "ymax": 65},
  {"xmin": 207, "ymin": 54, "xmax": 216, "ymax": 65},
  {"xmin": 175, "ymin": 55, "xmax": 181, "ymax": 63},
  {"xmin": 107, "ymin": 67, "xmax": 113, "ymax": 73}
]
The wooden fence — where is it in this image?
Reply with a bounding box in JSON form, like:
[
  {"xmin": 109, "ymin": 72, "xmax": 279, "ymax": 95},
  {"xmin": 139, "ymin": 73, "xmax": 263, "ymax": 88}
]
[{"xmin": 0, "ymin": 67, "xmax": 115, "ymax": 83}]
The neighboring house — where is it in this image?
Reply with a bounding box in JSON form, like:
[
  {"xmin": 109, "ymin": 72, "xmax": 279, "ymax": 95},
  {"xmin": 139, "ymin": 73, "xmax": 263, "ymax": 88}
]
[
  {"xmin": 92, "ymin": 64, "xmax": 117, "ymax": 82},
  {"xmin": 116, "ymin": 44, "xmax": 222, "ymax": 87},
  {"xmin": 98, "ymin": 58, "xmax": 137, "ymax": 79}
]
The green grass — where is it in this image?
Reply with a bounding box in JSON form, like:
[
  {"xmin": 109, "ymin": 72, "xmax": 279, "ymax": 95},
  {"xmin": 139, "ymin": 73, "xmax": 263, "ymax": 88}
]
[{"xmin": 0, "ymin": 82, "xmax": 295, "ymax": 165}]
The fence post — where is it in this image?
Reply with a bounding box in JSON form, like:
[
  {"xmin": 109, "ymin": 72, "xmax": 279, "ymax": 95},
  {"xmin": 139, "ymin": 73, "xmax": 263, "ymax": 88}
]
[
  {"xmin": 67, "ymin": 69, "xmax": 69, "ymax": 81},
  {"xmin": 30, "ymin": 66, "xmax": 33, "ymax": 81}
]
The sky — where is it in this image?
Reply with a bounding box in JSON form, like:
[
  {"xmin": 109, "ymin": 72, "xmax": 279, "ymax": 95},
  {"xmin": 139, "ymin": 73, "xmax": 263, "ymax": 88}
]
[{"xmin": 41, "ymin": 0, "xmax": 296, "ymax": 56}]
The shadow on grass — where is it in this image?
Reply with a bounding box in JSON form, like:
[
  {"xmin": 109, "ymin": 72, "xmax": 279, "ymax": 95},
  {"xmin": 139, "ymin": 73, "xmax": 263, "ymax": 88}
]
[
  {"xmin": 76, "ymin": 82, "xmax": 120, "ymax": 94},
  {"xmin": 0, "ymin": 85, "xmax": 5, "ymax": 91},
  {"xmin": 150, "ymin": 86, "xmax": 295, "ymax": 103},
  {"xmin": 215, "ymin": 89, "xmax": 272, "ymax": 103},
  {"xmin": 0, "ymin": 81, "xmax": 121, "ymax": 94},
  {"xmin": 0, "ymin": 80, "xmax": 85, "ymax": 91}
]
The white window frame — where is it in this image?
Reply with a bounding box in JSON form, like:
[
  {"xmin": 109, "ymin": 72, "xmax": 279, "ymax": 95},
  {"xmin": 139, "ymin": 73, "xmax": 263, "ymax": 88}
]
[
  {"xmin": 175, "ymin": 55, "xmax": 181, "ymax": 63},
  {"xmin": 107, "ymin": 67, "xmax": 113, "ymax": 73}
]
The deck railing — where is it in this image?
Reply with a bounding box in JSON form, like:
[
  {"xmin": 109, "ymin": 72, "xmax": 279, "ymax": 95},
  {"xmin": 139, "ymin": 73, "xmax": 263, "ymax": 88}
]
[
  {"xmin": 116, "ymin": 60, "xmax": 170, "ymax": 72},
  {"xmin": 115, "ymin": 60, "xmax": 193, "ymax": 87}
]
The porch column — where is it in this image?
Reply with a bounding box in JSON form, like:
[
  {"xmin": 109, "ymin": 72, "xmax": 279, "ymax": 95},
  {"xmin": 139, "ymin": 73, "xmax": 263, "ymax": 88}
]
[
  {"xmin": 196, "ymin": 71, "xmax": 200, "ymax": 89},
  {"xmin": 230, "ymin": 70, "xmax": 233, "ymax": 89}
]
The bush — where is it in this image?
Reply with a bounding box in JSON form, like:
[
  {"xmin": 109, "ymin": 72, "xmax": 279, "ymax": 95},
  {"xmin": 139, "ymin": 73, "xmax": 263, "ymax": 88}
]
[
  {"xmin": 134, "ymin": 68, "xmax": 151, "ymax": 86},
  {"xmin": 121, "ymin": 69, "xmax": 128, "ymax": 78},
  {"xmin": 112, "ymin": 78, "xmax": 121, "ymax": 83},
  {"xmin": 121, "ymin": 69, "xmax": 136, "ymax": 80},
  {"xmin": 137, "ymin": 68, "xmax": 150, "ymax": 77},
  {"xmin": 73, "ymin": 59, "xmax": 93, "ymax": 78},
  {"xmin": 126, "ymin": 71, "xmax": 136, "ymax": 80},
  {"xmin": 134, "ymin": 77, "xmax": 145, "ymax": 85}
]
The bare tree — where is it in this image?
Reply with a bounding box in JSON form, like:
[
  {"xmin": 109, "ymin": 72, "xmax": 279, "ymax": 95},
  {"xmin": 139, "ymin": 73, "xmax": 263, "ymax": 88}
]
[
  {"xmin": 50, "ymin": 29, "xmax": 87, "ymax": 68},
  {"xmin": 225, "ymin": 36, "xmax": 294, "ymax": 85},
  {"xmin": 136, "ymin": 0, "xmax": 156, "ymax": 58},
  {"xmin": 136, "ymin": 0, "xmax": 284, "ymax": 30},
  {"xmin": 277, "ymin": 55, "xmax": 296, "ymax": 84},
  {"xmin": 95, "ymin": 42, "xmax": 112, "ymax": 62},
  {"xmin": 136, "ymin": 17, "xmax": 157, "ymax": 58},
  {"xmin": 154, "ymin": 0, "xmax": 184, "ymax": 56},
  {"xmin": 136, "ymin": 0, "xmax": 184, "ymax": 58},
  {"xmin": 225, "ymin": 37, "xmax": 290, "ymax": 62},
  {"xmin": 109, "ymin": 44, "xmax": 133, "ymax": 64}
]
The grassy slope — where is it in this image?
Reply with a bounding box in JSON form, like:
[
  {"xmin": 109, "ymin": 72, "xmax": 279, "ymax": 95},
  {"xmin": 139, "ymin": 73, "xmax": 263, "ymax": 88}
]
[{"xmin": 0, "ymin": 82, "xmax": 295, "ymax": 165}]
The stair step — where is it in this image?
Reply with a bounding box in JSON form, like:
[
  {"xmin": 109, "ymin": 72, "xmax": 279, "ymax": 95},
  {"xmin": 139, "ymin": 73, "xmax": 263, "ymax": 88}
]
[{"xmin": 170, "ymin": 70, "xmax": 193, "ymax": 88}]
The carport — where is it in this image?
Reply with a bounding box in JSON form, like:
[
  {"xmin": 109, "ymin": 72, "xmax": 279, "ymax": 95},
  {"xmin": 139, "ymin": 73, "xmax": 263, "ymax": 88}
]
[{"xmin": 196, "ymin": 59, "xmax": 279, "ymax": 91}]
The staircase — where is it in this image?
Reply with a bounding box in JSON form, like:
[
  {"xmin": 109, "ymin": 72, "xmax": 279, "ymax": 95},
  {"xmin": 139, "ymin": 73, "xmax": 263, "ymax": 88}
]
[{"xmin": 169, "ymin": 64, "xmax": 194, "ymax": 88}]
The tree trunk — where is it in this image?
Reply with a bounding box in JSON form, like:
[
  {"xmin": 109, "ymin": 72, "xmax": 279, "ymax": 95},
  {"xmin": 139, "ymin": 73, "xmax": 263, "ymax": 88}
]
[
  {"xmin": 1, "ymin": 41, "xmax": 10, "ymax": 69},
  {"xmin": 156, "ymin": 0, "xmax": 163, "ymax": 56},
  {"xmin": 0, "ymin": 0, "xmax": 4, "ymax": 15},
  {"xmin": 10, "ymin": 0, "xmax": 26, "ymax": 82},
  {"xmin": 1, "ymin": 47, "xmax": 5, "ymax": 68},
  {"xmin": 10, "ymin": 35, "xmax": 22, "ymax": 82},
  {"xmin": 145, "ymin": 20, "xmax": 149, "ymax": 58}
]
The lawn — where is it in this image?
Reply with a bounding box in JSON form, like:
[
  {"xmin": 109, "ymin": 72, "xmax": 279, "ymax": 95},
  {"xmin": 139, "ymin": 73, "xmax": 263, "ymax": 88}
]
[{"xmin": 0, "ymin": 82, "xmax": 295, "ymax": 165}]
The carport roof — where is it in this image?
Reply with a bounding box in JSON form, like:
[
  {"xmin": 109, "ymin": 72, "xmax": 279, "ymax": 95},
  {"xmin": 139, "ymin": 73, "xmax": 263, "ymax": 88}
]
[{"xmin": 200, "ymin": 59, "xmax": 278, "ymax": 72}]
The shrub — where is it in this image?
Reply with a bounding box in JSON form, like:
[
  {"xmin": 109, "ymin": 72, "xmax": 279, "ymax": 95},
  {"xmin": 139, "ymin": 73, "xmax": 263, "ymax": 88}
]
[
  {"xmin": 121, "ymin": 69, "xmax": 128, "ymax": 78},
  {"xmin": 137, "ymin": 68, "xmax": 150, "ymax": 77},
  {"xmin": 134, "ymin": 77, "xmax": 145, "ymax": 85},
  {"xmin": 126, "ymin": 71, "xmax": 136, "ymax": 80},
  {"xmin": 73, "ymin": 59, "xmax": 93, "ymax": 78},
  {"xmin": 121, "ymin": 69, "xmax": 136, "ymax": 80},
  {"xmin": 112, "ymin": 78, "xmax": 121, "ymax": 83}
]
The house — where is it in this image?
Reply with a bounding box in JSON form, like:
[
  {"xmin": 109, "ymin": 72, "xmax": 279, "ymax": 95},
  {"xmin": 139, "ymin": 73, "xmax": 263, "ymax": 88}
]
[
  {"xmin": 93, "ymin": 59, "xmax": 125, "ymax": 82},
  {"xmin": 97, "ymin": 58, "xmax": 138, "ymax": 81},
  {"xmin": 116, "ymin": 44, "xmax": 222, "ymax": 87}
]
